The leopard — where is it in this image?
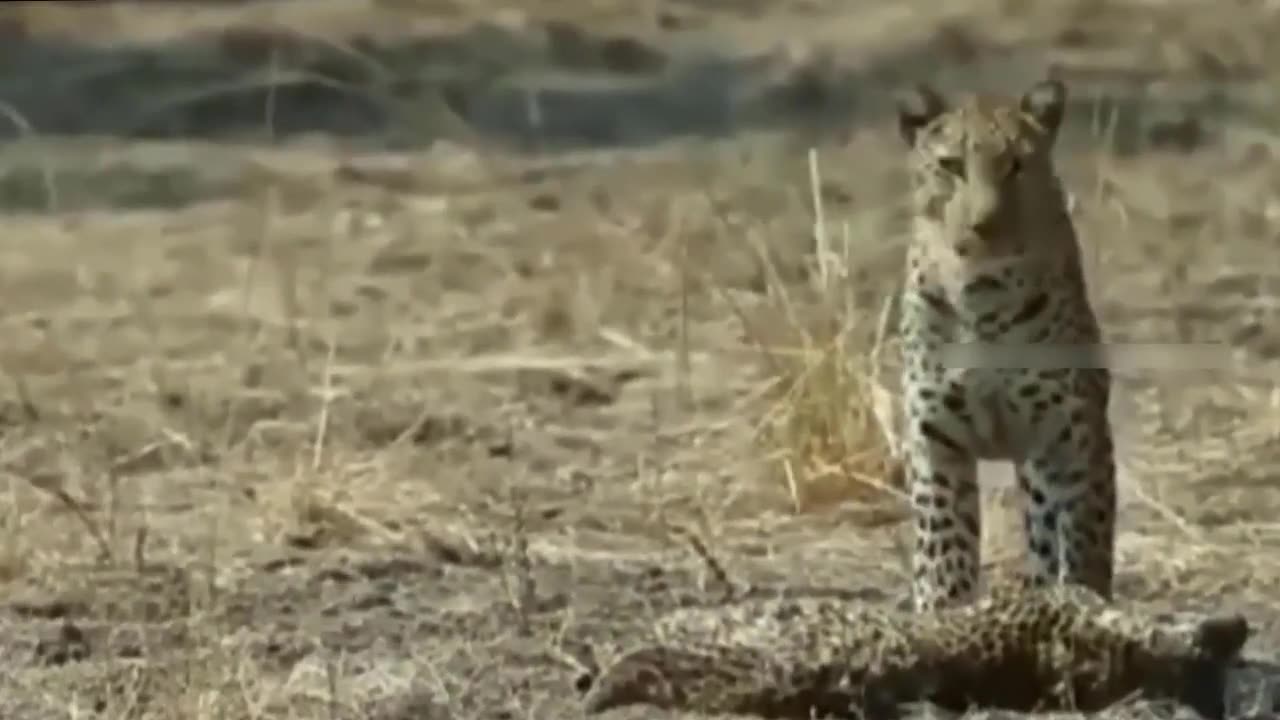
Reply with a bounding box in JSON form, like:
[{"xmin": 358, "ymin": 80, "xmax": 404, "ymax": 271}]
[
  {"xmin": 891, "ymin": 76, "xmax": 1117, "ymax": 613},
  {"xmin": 580, "ymin": 579, "xmax": 1251, "ymax": 719}
]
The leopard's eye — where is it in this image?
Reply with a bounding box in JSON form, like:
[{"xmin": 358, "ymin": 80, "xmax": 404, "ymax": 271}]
[{"xmin": 937, "ymin": 157, "xmax": 965, "ymax": 178}]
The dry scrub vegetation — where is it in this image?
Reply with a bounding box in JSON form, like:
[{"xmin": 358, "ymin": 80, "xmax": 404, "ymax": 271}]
[{"xmin": 0, "ymin": 1, "xmax": 1278, "ymax": 718}]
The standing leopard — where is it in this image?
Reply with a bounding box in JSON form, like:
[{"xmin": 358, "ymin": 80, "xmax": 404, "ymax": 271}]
[
  {"xmin": 892, "ymin": 77, "xmax": 1117, "ymax": 612},
  {"xmin": 581, "ymin": 580, "xmax": 1250, "ymax": 719}
]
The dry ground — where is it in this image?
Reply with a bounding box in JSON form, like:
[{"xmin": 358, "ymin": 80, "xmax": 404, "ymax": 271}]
[{"xmin": 0, "ymin": 1, "xmax": 1279, "ymax": 718}]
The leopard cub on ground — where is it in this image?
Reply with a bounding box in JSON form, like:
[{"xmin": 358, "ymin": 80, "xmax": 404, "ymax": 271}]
[
  {"xmin": 893, "ymin": 77, "xmax": 1117, "ymax": 612},
  {"xmin": 581, "ymin": 580, "xmax": 1250, "ymax": 719}
]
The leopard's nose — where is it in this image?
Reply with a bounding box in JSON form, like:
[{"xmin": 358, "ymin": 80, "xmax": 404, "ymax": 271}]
[
  {"xmin": 971, "ymin": 212, "xmax": 1000, "ymax": 238},
  {"xmin": 964, "ymin": 184, "xmax": 1001, "ymax": 237}
]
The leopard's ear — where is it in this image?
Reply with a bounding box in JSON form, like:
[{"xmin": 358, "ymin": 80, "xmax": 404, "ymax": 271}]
[
  {"xmin": 1192, "ymin": 615, "xmax": 1250, "ymax": 661},
  {"xmin": 1177, "ymin": 614, "xmax": 1250, "ymax": 720},
  {"xmin": 895, "ymin": 83, "xmax": 947, "ymax": 146},
  {"xmin": 1020, "ymin": 79, "xmax": 1066, "ymax": 143}
]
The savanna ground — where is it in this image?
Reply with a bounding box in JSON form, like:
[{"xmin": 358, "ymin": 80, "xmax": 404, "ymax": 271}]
[{"xmin": 1, "ymin": 1, "xmax": 1280, "ymax": 718}]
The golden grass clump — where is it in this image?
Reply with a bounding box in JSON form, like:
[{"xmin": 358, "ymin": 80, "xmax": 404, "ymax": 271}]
[
  {"xmin": 756, "ymin": 329, "xmax": 905, "ymax": 519},
  {"xmin": 748, "ymin": 150, "xmax": 905, "ymax": 520}
]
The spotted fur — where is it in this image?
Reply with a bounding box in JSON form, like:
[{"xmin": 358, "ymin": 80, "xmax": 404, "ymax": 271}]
[
  {"xmin": 581, "ymin": 580, "xmax": 1249, "ymax": 719},
  {"xmin": 893, "ymin": 78, "xmax": 1117, "ymax": 612}
]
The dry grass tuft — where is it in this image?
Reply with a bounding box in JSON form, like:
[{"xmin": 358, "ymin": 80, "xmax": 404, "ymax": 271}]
[
  {"xmin": 753, "ymin": 322, "xmax": 904, "ymax": 517},
  {"xmin": 746, "ymin": 150, "xmax": 905, "ymax": 520}
]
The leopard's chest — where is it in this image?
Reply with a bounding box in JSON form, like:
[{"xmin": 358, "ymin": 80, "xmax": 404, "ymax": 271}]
[{"xmin": 898, "ymin": 279, "xmax": 1087, "ymax": 457}]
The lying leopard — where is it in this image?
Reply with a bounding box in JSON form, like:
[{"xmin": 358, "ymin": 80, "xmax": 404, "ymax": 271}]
[{"xmin": 580, "ymin": 580, "xmax": 1249, "ymax": 719}]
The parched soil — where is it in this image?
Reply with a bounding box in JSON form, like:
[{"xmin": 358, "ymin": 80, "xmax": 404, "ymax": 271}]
[{"xmin": 0, "ymin": 1, "xmax": 1279, "ymax": 718}]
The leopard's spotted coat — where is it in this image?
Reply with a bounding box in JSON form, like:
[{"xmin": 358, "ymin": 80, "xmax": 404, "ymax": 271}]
[
  {"xmin": 582, "ymin": 580, "xmax": 1249, "ymax": 719},
  {"xmin": 893, "ymin": 78, "xmax": 1117, "ymax": 612}
]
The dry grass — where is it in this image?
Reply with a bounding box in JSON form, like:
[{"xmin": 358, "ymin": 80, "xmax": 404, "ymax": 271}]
[
  {"xmin": 0, "ymin": 1, "xmax": 1277, "ymax": 719},
  {"xmin": 744, "ymin": 150, "xmax": 905, "ymax": 519}
]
